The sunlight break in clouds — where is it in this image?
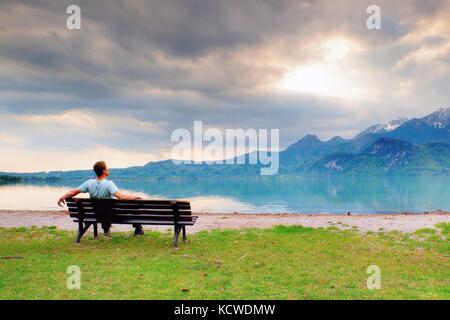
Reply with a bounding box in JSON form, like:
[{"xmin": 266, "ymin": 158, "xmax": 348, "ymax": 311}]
[
  {"xmin": 278, "ymin": 37, "xmax": 367, "ymax": 99},
  {"xmin": 278, "ymin": 63, "xmax": 366, "ymax": 98}
]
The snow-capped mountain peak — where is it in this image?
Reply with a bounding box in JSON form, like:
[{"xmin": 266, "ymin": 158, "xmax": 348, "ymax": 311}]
[
  {"xmin": 374, "ymin": 118, "xmax": 409, "ymax": 133},
  {"xmin": 355, "ymin": 117, "xmax": 408, "ymax": 138},
  {"xmin": 422, "ymin": 107, "xmax": 450, "ymax": 128}
]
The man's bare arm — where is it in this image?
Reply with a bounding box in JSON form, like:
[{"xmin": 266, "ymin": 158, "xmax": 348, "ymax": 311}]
[
  {"xmin": 114, "ymin": 191, "xmax": 141, "ymax": 200},
  {"xmin": 57, "ymin": 189, "xmax": 81, "ymax": 207}
]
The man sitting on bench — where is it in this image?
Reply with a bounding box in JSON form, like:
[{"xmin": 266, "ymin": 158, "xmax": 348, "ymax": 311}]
[{"xmin": 57, "ymin": 160, "xmax": 144, "ymax": 235}]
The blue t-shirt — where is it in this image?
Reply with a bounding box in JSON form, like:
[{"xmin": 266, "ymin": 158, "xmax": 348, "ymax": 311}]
[{"xmin": 78, "ymin": 179, "xmax": 119, "ymax": 199}]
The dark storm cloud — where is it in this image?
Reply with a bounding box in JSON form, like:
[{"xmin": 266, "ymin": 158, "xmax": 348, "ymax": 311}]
[{"xmin": 1, "ymin": 0, "xmax": 446, "ymax": 99}]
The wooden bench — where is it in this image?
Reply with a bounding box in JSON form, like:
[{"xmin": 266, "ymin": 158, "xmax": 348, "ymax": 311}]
[{"xmin": 65, "ymin": 198, "xmax": 197, "ymax": 247}]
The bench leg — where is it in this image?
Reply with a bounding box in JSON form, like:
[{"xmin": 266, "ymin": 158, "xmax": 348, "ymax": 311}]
[
  {"xmin": 76, "ymin": 222, "xmax": 92, "ymax": 244},
  {"xmin": 182, "ymin": 226, "xmax": 187, "ymax": 241},
  {"xmin": 93, "ymin": 223, "xmax": 98, "ymax": 239},
  {"xmin": 172, "ymin": 225, "xmax": 181, "ymax": 248}
]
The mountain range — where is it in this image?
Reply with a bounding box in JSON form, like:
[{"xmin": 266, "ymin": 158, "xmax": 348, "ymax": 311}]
[
  {"xmin": 279, "ymin": 107, "xmax": 450, "ymax": 175},
  {"xmin": 3, "ymin": 107, "xmax": 450, "ymax": 179}
]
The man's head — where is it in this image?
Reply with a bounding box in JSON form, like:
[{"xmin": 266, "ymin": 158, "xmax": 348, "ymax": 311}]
[{"xmin": 93, "ymin": 161, "xmax": 108, "ymax": 178}]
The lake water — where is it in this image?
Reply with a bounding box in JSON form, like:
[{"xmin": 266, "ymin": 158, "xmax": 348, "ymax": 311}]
[{"xmin": 0, "ymin": 176, "xmax": 449, "ymax": 213}]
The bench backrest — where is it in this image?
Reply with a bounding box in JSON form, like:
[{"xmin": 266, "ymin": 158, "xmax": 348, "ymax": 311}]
[{"xmin": 65, "ymin": 198, "xmax": 192, "ymax": 224}]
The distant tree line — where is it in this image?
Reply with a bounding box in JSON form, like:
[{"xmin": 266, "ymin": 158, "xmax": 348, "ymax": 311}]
[{"xmin": 0, "ymin": 175, "xmax": 22, "ymax": 183}]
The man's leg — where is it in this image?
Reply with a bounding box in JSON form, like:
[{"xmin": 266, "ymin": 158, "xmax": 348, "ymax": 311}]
[
  {"xmin": 133, "ymin": 224, "xmax": 144, "ymax": 235},
  {"xmin": 102, "ymin": 222, "xmax": 111, "ymax": 235}
]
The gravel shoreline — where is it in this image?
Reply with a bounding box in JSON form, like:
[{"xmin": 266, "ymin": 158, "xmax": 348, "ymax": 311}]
[{"xmin": 0, "ymin": 210, "xmax": 449, "ymax": 234}]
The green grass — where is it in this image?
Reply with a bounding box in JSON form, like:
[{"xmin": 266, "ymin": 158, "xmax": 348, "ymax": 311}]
[{"xmin": 0, "ymin": 224, "xmax": 448, "ymax": 299}]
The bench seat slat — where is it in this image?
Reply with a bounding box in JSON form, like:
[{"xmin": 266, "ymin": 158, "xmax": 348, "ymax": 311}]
[
  {"xmin": 70, "ymin": 213, "xmax": 195, "ymax": 221},
  {"xmin": 65, "ymin": 199, "xmax": 190, "ymax": 206},
  {"xmin": 73, "ymin": 217, "xmax": 197, "ymax": 226},
  {"xmin": 67, "ymin": 208, "xmax": 192, "ymax": 216},
  {"xmin": 66, "ymin": 203, "xmax": 191, "ymax": 210}
]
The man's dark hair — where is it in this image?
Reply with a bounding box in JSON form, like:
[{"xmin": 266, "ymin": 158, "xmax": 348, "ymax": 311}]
[{"xmin": 93, "ymin": 161, "xmax": 107, "ymax": 177}]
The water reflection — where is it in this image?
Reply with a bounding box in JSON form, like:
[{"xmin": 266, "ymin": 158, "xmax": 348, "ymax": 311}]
[{"xmin": 0, "ymin": 176, "xmax": 449, "ymax": 213}]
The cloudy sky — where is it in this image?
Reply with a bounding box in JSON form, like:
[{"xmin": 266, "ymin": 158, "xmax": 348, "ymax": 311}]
[{"xmin": 0, "ymin": 0, "xmax": 449, "ymax": 172}]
